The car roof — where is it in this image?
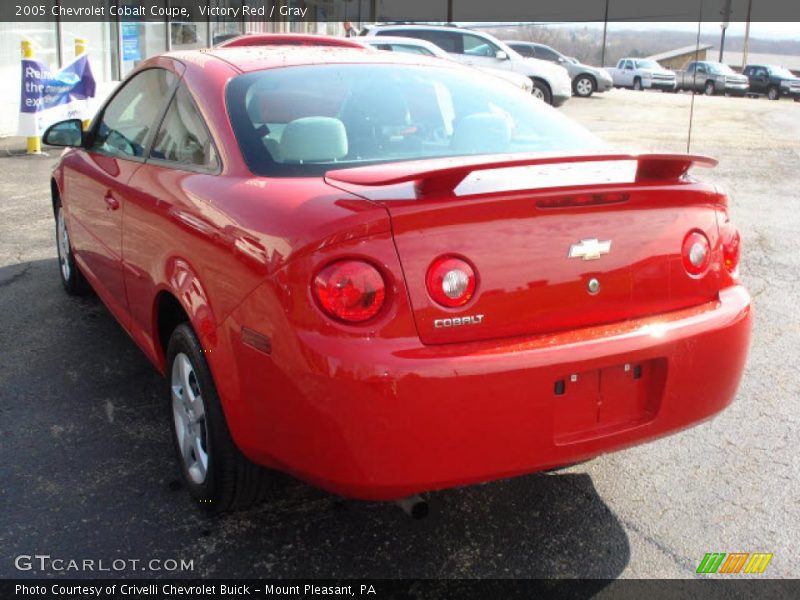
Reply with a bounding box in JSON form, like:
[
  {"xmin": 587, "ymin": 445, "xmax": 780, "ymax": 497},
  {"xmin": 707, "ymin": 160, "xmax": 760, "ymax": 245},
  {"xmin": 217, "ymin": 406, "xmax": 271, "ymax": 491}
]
[
  {"xmin": 505, "ymin": 41, "xmax": 544, "ymax": 47},
  {"xmin": 168, "ymin": 44, "xmax": 448, "ymax": 73},
  {"xmin": 369, "ymin": 24, "xmax": 477, "ymax": 34},
  {"xmin": 361, "ymin": 35, "xmax": 437, "ymax": 46}
]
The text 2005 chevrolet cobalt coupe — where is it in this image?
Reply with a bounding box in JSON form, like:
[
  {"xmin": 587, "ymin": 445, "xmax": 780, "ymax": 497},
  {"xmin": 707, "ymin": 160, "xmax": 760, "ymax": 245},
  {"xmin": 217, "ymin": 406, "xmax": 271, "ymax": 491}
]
[{"xmin": 45, "ymin": 40, "xmax": 751, "ymax": 511}]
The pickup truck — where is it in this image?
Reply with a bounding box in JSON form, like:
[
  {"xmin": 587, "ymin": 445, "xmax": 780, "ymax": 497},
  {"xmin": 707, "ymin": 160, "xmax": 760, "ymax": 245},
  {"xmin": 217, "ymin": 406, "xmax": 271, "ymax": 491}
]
[
  {"xmin": 674, "ymin": 61, "xmax": 749, "ymax": 96},
  {"xmin": 605, "ymin": 58, "xmax": 677, "ymax": 91},
  {"xmin": 743, "ymin": 64, "xmax": 800, "ymax": 101}
]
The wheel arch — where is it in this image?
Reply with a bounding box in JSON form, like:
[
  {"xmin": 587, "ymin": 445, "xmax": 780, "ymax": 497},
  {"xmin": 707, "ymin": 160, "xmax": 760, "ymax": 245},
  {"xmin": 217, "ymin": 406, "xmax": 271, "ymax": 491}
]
[
  {"xmin": 151, "ymin": 258, "xmax": 218, "ymax": 370},
  {"xmin": 573, "ymin": 72, "xmax": 597, "ymax": 95},
  {"xmin": 530, "ymin": 76, "xmax": 552, "ymax": 100},
  {"xmin": 50, "ymin": 178, "xmax": 61, "ymax": 215}
]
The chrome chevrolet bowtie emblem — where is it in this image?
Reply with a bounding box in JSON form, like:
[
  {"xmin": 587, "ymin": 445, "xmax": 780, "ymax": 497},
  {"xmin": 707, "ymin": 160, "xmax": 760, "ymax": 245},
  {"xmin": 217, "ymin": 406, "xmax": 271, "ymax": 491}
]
[{"xmin": 568, "ymin": 238, "xmax": 612, "ymax": 261}]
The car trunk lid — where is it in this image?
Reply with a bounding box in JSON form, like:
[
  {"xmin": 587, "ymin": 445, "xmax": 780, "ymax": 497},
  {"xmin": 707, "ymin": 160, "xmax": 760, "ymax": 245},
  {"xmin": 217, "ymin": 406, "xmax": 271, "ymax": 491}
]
[{"xmin": 326, "ymin": 153, "xmax": 724, "ymax": 345}]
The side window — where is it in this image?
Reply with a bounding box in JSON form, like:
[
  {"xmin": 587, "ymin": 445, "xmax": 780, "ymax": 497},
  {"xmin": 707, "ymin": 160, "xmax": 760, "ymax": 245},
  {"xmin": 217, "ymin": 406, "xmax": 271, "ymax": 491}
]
[
  {"xmin": 390, "ymin": 44, "xmax": 434, "ymax": 56},
  {"xmin": 150, "ymin": 85, "xmax": 220, "ymax": 171},
  {"xmin": 757, "ymin": 68, "xmax": 768, "ymax": 77},
  {"xmin": 536, "ymin": 47, "xmax": 560, "ymax": 62},
  {"xmin": 511, "ymin": 44, "xmax": 534, "ymax": 58},
  {"xmin": 91, "ymin": 69, "xmax": 176, "ymax": 159},
  {"xmin": 462, "ymin": 33, "xmax": 500, "ymax": 57},
  {"xmin": 623, "ymin": 60, "xmax": 633, "ymax": 70},
  {"xmin": 421, "ymin": 31, "xmax": 461, "ymax": 54}
]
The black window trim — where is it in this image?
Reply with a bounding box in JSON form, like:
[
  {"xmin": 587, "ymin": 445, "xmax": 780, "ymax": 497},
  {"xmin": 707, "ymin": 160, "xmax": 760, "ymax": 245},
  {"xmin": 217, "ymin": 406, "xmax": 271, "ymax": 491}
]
[
  {"xmin": 145, "ymin": 82, "xmax": 224, "ymax": 176},
  {"xmin": 85, "ymin": 66, "xmax": 180, "ymax": 164}
]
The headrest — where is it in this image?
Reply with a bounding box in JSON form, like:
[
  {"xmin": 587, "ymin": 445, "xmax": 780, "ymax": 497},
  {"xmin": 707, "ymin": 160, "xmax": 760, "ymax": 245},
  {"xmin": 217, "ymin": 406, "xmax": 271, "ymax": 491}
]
[
  {"xmin": 450, "ymin": 113, "xmax": 512, "ymax": 154},
  {"xmin": 280, "ymin": 117, "xmax": 348, "ymax": 163}
]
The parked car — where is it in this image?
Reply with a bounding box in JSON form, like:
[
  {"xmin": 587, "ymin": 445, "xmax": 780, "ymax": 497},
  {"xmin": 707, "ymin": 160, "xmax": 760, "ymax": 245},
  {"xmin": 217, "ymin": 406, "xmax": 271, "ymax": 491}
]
[
  {"xmin": 606, "ymin": 58, "xmax": 677, "ymax": 91},
  {"xmin": 361, "ymin": 24, "xmax": 572, "ymax": 106},
  {"xmin": 357, "ymin": 35, "xmax": 534, "ymax": 94},
  {"xmin": 504, "ymin": 41, "xmax": 613, "ymax": 98},
  {"xmin": 43, "ymin": 37, "xmax": 751, "ymax": 512},
  {"xmin": 674, "ymin": 61, "xmax": 749, "ymax": 96},
  {"xmin": 743, "ymin": 64, "xmax": 800, "ymax": 100}
]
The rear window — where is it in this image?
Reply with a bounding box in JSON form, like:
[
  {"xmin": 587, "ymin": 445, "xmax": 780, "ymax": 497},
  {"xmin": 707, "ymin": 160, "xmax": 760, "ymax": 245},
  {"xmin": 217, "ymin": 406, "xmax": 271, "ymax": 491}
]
[{"xmin": 226, "ymin": 63, "xmax": 603, "ymax": 177}]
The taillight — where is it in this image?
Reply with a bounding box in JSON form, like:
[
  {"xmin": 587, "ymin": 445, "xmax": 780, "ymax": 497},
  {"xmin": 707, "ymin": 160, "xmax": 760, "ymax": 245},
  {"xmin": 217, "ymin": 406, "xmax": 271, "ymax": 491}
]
[
  {"xmin": 313, "ymin": 260, "xmax": 386, "ymax": 323},
  {"xmin": 682, "ymin": 230, "xmax": 711, "ymax": 276},
  {"xmin": 720, "ymin": 224, "xmax": 741, "ymax": 275},
  {"xmin": 426, "ymin": 256, "xmax": 477, "ymax": 307}
]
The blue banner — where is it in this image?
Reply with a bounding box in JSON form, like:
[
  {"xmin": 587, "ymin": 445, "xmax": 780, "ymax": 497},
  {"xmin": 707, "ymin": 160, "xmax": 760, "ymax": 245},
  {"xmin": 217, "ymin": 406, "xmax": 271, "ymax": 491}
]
[
  {"xmin": 18, "ymin": 54, "xmax": 96, "ymax": 136},
  {"xmin": 20, "ymin": 54, "xmax": 95, "ymax": 114}
]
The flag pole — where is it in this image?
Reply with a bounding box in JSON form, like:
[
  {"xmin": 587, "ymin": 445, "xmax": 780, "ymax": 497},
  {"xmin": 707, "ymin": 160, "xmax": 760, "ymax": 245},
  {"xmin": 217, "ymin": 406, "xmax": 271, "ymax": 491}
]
[
  {"xmin": 75, "ymin": 38, "xmax": 91, "ymax": 130},
  {"xmin": 21, "ymin": 40, "xmax": 42, "ymax": 155}
]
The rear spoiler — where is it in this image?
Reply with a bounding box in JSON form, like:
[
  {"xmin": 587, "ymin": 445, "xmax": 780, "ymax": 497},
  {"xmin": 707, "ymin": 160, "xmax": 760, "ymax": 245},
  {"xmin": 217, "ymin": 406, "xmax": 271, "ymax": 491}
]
[{"xmin": 325, "ymin": 153, "xmax": 717, "ymax": 198}]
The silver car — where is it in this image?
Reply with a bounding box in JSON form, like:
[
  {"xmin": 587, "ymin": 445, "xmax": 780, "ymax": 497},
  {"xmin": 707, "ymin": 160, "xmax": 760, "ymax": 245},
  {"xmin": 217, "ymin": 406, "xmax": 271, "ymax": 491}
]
[{"xmin": 505, "ymin": 41, "xmax": 613, "ymax": 98}]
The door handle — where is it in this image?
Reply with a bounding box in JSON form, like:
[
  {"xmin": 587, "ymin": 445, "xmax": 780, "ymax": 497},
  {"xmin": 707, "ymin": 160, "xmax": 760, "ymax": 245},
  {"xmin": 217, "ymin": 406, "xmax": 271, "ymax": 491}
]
[{"xmin": 104, "ymin": 192, "xmax": 120, "ymax": 211}]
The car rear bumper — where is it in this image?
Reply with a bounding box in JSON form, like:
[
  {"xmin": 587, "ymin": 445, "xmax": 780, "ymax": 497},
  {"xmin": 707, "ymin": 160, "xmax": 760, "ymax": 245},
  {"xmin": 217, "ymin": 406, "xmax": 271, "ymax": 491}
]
[{"xmin": 229, "ymin": 285, "xmax": 751, "ymax": 500}]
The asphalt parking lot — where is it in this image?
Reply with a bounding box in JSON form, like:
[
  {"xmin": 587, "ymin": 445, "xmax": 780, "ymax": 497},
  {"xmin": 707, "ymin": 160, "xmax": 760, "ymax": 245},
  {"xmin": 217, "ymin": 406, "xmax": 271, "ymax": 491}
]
[{"xmin": 1, "ymin": 88, "xmax": 798, "ymax": 581}]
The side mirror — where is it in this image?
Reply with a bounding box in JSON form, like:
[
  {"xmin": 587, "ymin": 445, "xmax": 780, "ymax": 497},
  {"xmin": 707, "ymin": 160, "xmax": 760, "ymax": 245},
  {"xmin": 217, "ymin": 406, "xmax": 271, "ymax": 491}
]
[
  {"xmin": 43, "ymin": 119, "xmax": 84, "ymax": 147},
  {"xmin": 495, "ymin": 50, "xmax": 508, "ymax": 61},
  {"xmin": 558, "ymin": 57, "xmax": 566, "ymax": 63}
]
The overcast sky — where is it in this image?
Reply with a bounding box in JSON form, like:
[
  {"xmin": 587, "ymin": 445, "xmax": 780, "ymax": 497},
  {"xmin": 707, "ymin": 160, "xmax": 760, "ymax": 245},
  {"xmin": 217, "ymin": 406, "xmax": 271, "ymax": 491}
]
[{"xmin": 564, "ymin": 21, "xmax": 799, "ymax": 40}]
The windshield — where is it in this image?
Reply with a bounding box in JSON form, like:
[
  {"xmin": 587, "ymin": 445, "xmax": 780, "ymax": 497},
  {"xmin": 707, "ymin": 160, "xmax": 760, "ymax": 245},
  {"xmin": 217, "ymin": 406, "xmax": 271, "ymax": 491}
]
[
  {"xmin": 769, "ymin": 66, "xmax": 796, "ymax": 78},
  {"xmin": 707, "ymin": 63, "xmax": 736, "ymax": 75},
  {"xmin": 226, "ymin": 64, "xmax": 604, "ymax": 177},
  {"xmin": 634, "ymin": 60, "xmax": 661, "ymax": 69}
]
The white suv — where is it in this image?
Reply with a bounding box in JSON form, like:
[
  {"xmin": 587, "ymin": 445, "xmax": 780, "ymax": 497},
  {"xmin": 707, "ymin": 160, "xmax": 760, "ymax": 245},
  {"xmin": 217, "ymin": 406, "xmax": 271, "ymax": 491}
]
[{"xmin": 362, "ymin": 24, "xmax": 572, "ymax": 106}]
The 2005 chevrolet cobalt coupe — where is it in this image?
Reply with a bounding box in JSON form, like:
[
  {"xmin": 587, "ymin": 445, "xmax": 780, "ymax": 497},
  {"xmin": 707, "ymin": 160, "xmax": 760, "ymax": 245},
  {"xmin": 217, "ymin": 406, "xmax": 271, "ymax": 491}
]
[{"xmin": 45, "ymin": 39, "xmax": 751, "ymax": 511}]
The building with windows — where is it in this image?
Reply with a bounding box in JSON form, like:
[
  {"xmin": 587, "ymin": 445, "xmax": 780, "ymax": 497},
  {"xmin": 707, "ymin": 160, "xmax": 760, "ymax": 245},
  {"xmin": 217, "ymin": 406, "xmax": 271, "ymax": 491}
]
[{"xmin": 0, "ymin": 1, "xmax": 378, "ymax": 136}]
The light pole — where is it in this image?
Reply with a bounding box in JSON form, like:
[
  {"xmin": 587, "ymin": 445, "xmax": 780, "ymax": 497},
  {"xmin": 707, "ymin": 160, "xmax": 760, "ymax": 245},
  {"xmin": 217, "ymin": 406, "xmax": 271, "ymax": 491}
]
[
  {"xmin": 719, "ymin": 21, "xmax": 729, "ymax": 62},
  {"xmin": 719, "ymin": 0, "xmax": 733, "ymax": 62}
]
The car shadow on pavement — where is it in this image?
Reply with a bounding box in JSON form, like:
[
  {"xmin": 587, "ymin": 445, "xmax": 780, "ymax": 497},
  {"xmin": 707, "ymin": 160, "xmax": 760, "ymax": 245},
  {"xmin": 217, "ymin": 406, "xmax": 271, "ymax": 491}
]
[{"xmin": 0, "ymin": 259, "xmax": 629, "ymax": 582}]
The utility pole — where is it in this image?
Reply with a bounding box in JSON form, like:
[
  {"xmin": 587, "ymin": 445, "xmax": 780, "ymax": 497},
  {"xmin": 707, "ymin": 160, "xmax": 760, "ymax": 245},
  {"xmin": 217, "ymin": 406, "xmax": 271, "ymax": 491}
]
[
  {"xmin": 742, "ymin": 0, "xmax": 753, "ymax": 69},
  {"xmin": 719, "ymin": 0, "xmax": 733, "ymax": 62}
]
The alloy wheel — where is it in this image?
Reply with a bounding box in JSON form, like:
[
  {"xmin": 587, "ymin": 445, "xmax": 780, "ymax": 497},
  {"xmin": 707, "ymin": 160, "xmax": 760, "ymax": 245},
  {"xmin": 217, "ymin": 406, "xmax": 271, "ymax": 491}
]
[
  {"xmin": 575, "ymin": 77, "xmax": 593, "ymax": 97},
  {"xmin": 171, "ymin": 352, "xmax": 209, "ymax": 485},
  {"xmin": 56, "ymin": 208, "xmax": 71, "ymax": 282}
]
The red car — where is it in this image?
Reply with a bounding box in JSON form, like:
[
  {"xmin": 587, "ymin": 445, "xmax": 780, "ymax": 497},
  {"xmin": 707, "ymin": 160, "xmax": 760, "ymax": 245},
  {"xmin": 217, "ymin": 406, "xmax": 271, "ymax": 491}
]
[{"xmin": 44, "ymin": 39, "xmax": 751, "ymax": 512}]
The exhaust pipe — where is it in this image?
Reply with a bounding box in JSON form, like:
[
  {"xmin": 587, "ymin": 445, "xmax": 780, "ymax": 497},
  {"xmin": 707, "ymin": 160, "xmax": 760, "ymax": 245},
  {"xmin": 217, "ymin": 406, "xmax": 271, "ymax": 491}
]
[{"xmin": 396, "ymin": 495, "xmax": 429, "ymax": 519}]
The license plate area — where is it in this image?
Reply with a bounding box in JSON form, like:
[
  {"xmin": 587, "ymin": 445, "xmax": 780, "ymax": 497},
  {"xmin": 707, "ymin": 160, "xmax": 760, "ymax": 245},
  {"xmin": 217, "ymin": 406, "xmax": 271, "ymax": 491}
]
[{"xmin": 553, "ymin": 359, "xmax": 666, "ymax": 444}]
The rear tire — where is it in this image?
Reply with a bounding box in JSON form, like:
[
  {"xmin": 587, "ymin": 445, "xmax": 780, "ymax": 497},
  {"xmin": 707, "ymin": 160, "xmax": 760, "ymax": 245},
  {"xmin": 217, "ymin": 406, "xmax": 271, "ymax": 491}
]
[
  {"xmin": 55, "ymin": 200, "xmax": 90, "ymax": 295},
  {"xmin": 767, "ymin": 85, "xmax": 780, "ymax": 101},
  {"xmin": 531, "ymin": 79, "xmax": 552, "ymax": 105},
  {"xmin": 167, "ymin": 323, "xmax": 272, "ymax": 512}
]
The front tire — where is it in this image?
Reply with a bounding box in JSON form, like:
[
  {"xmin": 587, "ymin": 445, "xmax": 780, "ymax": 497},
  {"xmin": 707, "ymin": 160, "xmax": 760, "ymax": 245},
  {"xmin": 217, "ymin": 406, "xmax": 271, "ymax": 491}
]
[
  {"xmin": 633, "ymin": 77, "xmax": 643, "ymax": 91},
  {"xmin": 573, "ymin": 75, "xmax": 595, "ymax": 98},
  {"xmin": 704, "ymin": 80, "xmax": 716, "ymax": 96},
  {"xmin": 531, "ymin": 79, "xmax": 552, "ymax": 105},
  {"xmin": 55, "ymin": 201, "xmax": 89, "ymax": 295},
  {"xmin": 167, "ymin": 323, "xmax": 272, "ymax": 512}
]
